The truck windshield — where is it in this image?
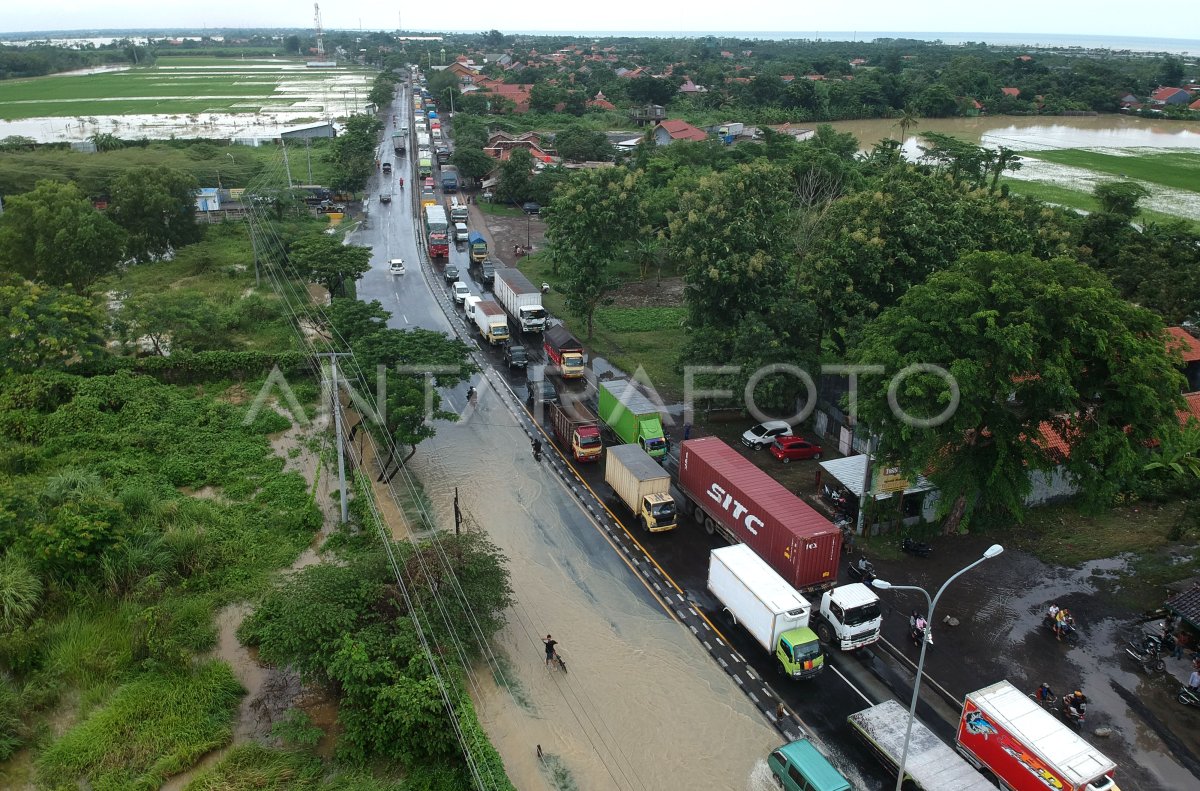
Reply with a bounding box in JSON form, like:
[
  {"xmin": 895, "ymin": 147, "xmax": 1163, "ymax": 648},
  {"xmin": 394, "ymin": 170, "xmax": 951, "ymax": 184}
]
[
  {"xmin": 644, "ymin": 437, "xmax": 666, "ymax": 453},
  {"xmin": 650, "ymin": 501, "xmax": 676, "ymax": 520},
  {"xmin": 844, "ymin": 602, "xmax": 882, "ymax": 626},
  {"xmin": 577, "ymin": 434, "xmax": 601, "ymax": 449},
  {"xmin": 564, "ymin": 353, "xmax": 584, "ymax": 367},
  {"xmin": 525, "ymin": 307, "xmax": 548, "ymax": 320},
  {"xmin": 792, "ymin": 641, "xmax": 821, "ymax": 664},
  {"xmin": 492, "ymin": 327, "xmax": 509, "ymax": 339}
]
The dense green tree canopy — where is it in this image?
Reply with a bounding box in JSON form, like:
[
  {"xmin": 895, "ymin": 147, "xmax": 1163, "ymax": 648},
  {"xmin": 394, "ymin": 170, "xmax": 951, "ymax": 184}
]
[
  {"xmin": 108, "ymin": 166, "xmax": 202, "ymax": 263},
  {"xmin": 0, "ymin": 274, "xmax": 104, "ymax": 374},
  {"xmin": 287, "ymin": 234, "xmax": 372, "ymax": 298}
]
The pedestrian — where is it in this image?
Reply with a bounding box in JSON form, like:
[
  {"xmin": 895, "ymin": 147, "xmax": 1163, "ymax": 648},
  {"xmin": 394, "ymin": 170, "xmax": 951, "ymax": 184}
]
[
  {"xmin": 1189, "ymin": 668, "xmax": 1200, "ymax": 693},
  {"xmin": 1173, "ymin": 630, "xmax": 1190, "ymax": 660},
  {"xmin": 683, "ymin": 423, "xmax": 692, "ymax": 441},
  {"xmin": 542, "ymin": 634, "xmax": 558, "ymax": 667}
]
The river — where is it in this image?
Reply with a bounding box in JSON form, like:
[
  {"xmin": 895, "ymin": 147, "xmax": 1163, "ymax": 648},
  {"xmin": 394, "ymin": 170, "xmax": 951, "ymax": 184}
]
[{"xmin": 823, "ymin": 114, "xmax": 1200, "ymax": 153}]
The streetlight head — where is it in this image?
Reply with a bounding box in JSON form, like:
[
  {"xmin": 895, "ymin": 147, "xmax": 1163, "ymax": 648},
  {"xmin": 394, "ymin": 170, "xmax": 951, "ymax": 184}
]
[
  {"xmin": 983, "ymin": 544, "xmax": 1004, "ymax": 559},
  {"xmin": 871, "ymin": 579, "xmax": 892, "ymax": 590}
]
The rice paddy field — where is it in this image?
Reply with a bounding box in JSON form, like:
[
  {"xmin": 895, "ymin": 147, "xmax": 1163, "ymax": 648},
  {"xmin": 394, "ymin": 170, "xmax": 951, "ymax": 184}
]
[{"xmin": 0, "ymin": 56, "xmax": 375, "ymax": 141}]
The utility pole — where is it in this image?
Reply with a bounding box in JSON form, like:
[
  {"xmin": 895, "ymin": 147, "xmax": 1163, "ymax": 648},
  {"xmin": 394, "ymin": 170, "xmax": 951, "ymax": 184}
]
[
  {"xmin": 281, "ymin": 139, "xmax": 294, "ymax": 188},
  {"xmin": 321, "ymin": 352, "xmax": 353, "ymax": 524},
  {"xmin": 305, "ymin": 138, "xmax": 313, "ymax": 183},
  {"xmin": 454, "ymin": 488, "xmax": 462, "ymax": 535}
]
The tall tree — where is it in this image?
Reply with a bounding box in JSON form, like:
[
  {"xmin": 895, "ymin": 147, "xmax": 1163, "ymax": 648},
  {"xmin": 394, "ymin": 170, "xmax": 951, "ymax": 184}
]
[
  {"xmin": 498, "ymin": 148, "xmax": 534, "ymax": 205},
  {"xmin": 0, "ymin": 274, "xmax": 103, "ymax": 374},
  {"xmin": 288, "ymin": 234, "xmax": 371, "ymax": 298},
  {"xmin": 852, "ymin": 251, "xmax": 1186, "ymax": 533},
  {"xmin": 108, "ymin": 166, "xmax": 202, "ymax": 263},
  {"xmin": 0, "ymin": 180, "xmax": 126, "ymax": 294},
  {"xmin": 546, "ymin": 168, "xmax": 642, "ymax": 338}
]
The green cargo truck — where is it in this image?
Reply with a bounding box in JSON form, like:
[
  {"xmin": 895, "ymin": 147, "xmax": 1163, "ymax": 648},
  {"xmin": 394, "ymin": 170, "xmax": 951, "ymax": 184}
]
[{"xmin": 597, "ymin": 380, "xmax": 669, "ymax": 460}]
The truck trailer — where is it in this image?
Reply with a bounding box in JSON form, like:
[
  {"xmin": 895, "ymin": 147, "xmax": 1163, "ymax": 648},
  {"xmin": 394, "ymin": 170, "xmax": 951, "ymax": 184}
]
[
  {"xmin": 549, "ymin": 400, "xmax": 603, "ymax": 464},
  {"xmin": 848, "ymin": 700, "xmax": 995, "ymax": 791},
  {"xmin": 597, "ymin": 380, "xmax": 669, "ymax": 460},
  {"xmin": 544, "ymin": 325, "xmax": 585, "ymax": 379},
  {"xmin": 493, "ymin": 268, "xmax": 547, "ymax": 333},
  {"xmin": 472, "ymin": 301, "xmax": 510, "ymax": 346},
  {"xmin": 604, "ymin": 444, "xmax": 677, "ymax": 531},
  {"xmin": 441, "ymin": 166, "xmax": 458, "ymax": 193},
  {"xmin": 468, "ymin": 231, "xmax": 489, "ymax": 263},
  {"xmin": 708, "ymin": 545, "xmax": 822, "ymax": 679},
  {"xmin": 424, "ymin": 205, "xmax": 449, "ymax": 260},
  {"xmin": 957, "ymin": 681, "xmax": 1117, "ymax": 791},
  {"xmin": 391, "ymin": 133, "xmax": 406, "ymax": 154},
  {"xmin": 678, "ymin": 437, "xmax": 841, "ymax": 592}
]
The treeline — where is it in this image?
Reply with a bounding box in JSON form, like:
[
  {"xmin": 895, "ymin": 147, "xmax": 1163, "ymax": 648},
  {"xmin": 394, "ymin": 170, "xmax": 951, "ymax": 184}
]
[
  {"xmin": 544, "ymin": 130, "xmax": 1200, "ymax": 531},
  {"xmin": 0, "ymin": 44, "xmax": 135, "ymax": 79}
]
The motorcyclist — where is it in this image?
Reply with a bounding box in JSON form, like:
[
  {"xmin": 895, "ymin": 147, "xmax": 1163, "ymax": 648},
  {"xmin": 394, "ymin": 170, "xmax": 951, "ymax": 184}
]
[
  {"xmin": 1035, "ymin": 682, "xmax": 1055, "ymax": 703},
  {"xmin": 1062, "ymin": 690, "xmax": 1087, "ymax": 719},
  {"xmin": 466, "ymin": 386, "xmax": 476, "ymax": 401},
  {"xmin": 531, "ymin": 436, "xmax": 542, "ymax": 458},
  {"xmin": 399, "ymin": 176, "xmax": 405, "ymax": 188}
]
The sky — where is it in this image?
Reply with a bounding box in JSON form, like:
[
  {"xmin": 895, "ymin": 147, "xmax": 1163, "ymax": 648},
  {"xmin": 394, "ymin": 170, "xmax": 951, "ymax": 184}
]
[{"xmin": 3, "ymin": 0, "xmax": 1199, "ymax": 42}]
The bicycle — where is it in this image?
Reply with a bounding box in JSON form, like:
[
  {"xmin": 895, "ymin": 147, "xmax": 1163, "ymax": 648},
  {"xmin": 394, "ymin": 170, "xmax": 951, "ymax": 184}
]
[{"xmin": 548, "ymin": 650, "xmax": 567, "ymax": 674}]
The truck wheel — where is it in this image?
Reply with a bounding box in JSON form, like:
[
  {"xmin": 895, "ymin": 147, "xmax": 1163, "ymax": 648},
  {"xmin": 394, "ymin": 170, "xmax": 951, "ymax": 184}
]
[
  {"xmin": 703, "ymin": 516, "xmax": 717, "ymax": 535},
  {"xmin": 816, "ymin": 623, "xmax": 833, "ymax": 645}
]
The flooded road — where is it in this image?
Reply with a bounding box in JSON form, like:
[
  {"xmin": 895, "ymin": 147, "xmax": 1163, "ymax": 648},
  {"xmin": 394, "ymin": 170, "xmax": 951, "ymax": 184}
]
[{"xmin": 404, "ymin": 393, "xmax": 782, "ymax": 790}]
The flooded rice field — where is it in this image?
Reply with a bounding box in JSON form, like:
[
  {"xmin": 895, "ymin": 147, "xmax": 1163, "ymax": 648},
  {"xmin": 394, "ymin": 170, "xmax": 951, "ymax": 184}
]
[{"xmin": 406, "ymin": 395, "xmax": 782, "ymax": 790}]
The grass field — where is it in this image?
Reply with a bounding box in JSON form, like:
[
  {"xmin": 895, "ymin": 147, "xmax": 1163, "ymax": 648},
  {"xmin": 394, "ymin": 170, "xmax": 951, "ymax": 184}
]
[
  {"xmin": 1002, "ymin": 176, "xmax": 1200, "ymax": 231},
  {"xmin": 0, "ymin": 57, "xmax": 373, "ymax": 120},
  {"xmin": 1021, "ymin": 149, "xmax": 1200, "ymax": 192}
]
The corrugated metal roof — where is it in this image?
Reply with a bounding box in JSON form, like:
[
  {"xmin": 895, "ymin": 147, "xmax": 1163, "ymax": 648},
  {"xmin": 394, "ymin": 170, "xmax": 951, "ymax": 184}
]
[
  {"xmin": 819, "ymin": 455, "xmax": 932, "ymax": 499},
  {"xmin": 1167, "ymin": 585, "xmax": 1200, "ymax": 629}
]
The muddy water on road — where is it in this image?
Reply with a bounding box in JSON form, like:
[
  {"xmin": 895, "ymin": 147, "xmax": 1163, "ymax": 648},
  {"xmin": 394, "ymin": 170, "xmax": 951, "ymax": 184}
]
[
  {"xmin": 870, "ymin": 537, "xmax": 1198, "ymax": 791},
  {"xmin": 407, "ymin": 393, "xmax": 780, "ymax": 790}
]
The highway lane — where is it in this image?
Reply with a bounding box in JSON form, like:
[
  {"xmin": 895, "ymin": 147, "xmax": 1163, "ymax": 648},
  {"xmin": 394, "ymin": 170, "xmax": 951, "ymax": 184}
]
[{"xmin": 355, "ymin": 79, "xmax": 908, "ymax": 789}]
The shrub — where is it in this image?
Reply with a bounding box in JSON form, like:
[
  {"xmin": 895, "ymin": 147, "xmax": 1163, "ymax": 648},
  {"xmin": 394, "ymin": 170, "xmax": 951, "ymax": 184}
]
[{"xmin": 0, "ymin": 552, "xmax": 43, "ymax": 630}]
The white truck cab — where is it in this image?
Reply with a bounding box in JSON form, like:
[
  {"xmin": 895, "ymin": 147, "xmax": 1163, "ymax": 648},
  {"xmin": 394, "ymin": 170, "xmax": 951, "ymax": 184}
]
[{"xmin": 814, "ymin": 583, "xmax": 882, "ymax": 651}]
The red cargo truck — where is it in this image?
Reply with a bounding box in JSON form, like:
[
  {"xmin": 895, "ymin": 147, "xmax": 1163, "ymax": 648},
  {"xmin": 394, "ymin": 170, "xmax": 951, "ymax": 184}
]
[
  {"xmin": 544, "ymin": 325, "xmax": 586, "ymax": 379},
  {"xmin": 678, "ymin": 437, "xmax": 840, "ymax": 592},
  {"xmin": 549, "ymin": 400, "xmax": 602, "ymax": 462}
]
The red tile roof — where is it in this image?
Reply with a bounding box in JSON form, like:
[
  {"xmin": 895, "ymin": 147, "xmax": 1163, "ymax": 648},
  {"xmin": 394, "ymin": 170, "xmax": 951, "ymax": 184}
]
[
  {"xmin": 1191, "ymin": 98, "xmax": 1200, "ymax": 111},
  {"xmin": 1167, "ymin": 327, "xmax": 1200, "ymax": 363},
  {"xmin": 1035, "ymin": 420, "xmax": 1074, "ymax": 461},
  {"xmin": 1181, "ymin": 392, "xmax": 1200, "ymax": 426},
  {"xmin": 1151, "ymin": 86, "xmax": 1191, "ymax": 102},
  {"xmin": 657, "ymin": 119, "xmax": 708, "ymax": 141},
  {"xmin": 1002, "ymin": 87, "xmax": 1020, "ymax": 97}
]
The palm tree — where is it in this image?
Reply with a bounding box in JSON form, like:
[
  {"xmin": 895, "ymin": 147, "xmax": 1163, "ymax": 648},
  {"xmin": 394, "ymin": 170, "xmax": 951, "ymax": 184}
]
[{"xmin": 894, "ymin": 106, "xmax": 920, "ymax": 153}]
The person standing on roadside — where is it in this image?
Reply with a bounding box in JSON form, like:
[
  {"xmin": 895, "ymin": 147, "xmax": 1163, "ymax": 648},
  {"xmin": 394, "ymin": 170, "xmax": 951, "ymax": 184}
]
[{"xmin": 543, "ymin": 635, "xmax": 558, "ymax": 666}]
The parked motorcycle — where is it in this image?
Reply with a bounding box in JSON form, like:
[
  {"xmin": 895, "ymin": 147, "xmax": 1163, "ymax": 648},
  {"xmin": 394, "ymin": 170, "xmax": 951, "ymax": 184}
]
[
  {"xmin": 1124, "ymin": 634, "xmax": 1166, "ymax": 674},
  {"xmin": 1178, "ymin": 686, "xmax": 1200, "ymax": 707},
  {"xmin": 847, "ymin": 559, "xmax": 876, "ymax": 586},
  {"xmin": 901, "ymin": 537, "xmax": 933, "ymax": 558},
  {"xmin": 1041, "ymin": 614, "xmax": 1081, "ymax": 646},
  {"xmin": 822, "ymin": 483, "xmax": 850, "ymax": 511}
]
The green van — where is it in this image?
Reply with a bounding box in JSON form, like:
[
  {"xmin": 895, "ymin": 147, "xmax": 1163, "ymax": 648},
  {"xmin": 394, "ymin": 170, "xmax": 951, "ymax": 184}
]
[{"xmin": 767, "ymin": 738, "xmax": 851, "ymax": 791}]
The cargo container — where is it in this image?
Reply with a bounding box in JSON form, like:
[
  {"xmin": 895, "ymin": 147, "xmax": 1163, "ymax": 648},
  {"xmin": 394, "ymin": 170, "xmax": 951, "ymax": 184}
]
[
  {"xmin": 544, "ymin": 325, "xmax": 585, "ymax": 378},
  {"xmin": 493, "ymin": 268, "xmax": 547, "ymax": 333},
  {"xmin": 549, "ymin": 400, "xmax": 602, "ymax": 464},
  {"xmin": 957, "ymin": 681, "xmax": 1117, "ymax": 791},
  {"xmin": 708, "ymin": 545, "xmax": 822, "ymax": 678},
  {"xmin": 472, "ymin": 301, "xmax": 510, "ymax": 346},
  {"xmin": 848, "ymin": 700, "xmax": 995, "ymax": 791},
  {"xmin": 391, "ymin": 132, "xmax": 406, "ymax": 154},
  {"xmin": 678, "ymin": 437, "xmax": 840, "ymax": 592},
  {"xmin": 604, "ymin": 444, "xmax": 677, "ymax": 531},
  {"xmin": 424, "ymin": 205, "xmax": 449, "ymax": 260},
  {"xmin": 468, "ymin": 230, "xmax": 488, "ymax": 262},
  {"xmin": 597, "ymin": 380, "xmax": 668, "ymax": 460}
]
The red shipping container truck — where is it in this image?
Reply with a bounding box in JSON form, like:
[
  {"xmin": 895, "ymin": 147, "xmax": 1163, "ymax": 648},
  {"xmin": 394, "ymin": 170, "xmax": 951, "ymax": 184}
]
[
  {"xmin": 678, "ymin": 437, "xmax": 841, "ymax": 592},
  {"xmin": 956, "ymin": 681, "xmax": 1118, "ymax": 791}
]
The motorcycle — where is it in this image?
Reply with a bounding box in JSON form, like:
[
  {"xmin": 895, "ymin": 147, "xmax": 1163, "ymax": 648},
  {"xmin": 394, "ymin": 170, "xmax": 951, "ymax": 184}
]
[
  {"xmin": 1178, "ymin": 686, "xmax": 1200, "ymax": 707},
  {"xmin": 1060, "ymin": 698, "xmax": 1086, "ymax": 729},
  {"xmin": 901, "ymin": 537, "xmax": 933, "ymax": 558},
  {"xmin": 847, "ymin": 559, "xmax": 876, "ymax": 586},
  {"xmin": 1041, "ymin": 614, "xmax": 1081, "ymax": 646},
  {"xmin": 909, "ymin": 613, "xmax": 933, "ymax": 647},
  {"xmin": 821, "ymin": 482, "xmax": 849, "ymax": 511},
  {"xmin": 1124, "ymin": 634, "xmax": 1166, "ymax": 674}
]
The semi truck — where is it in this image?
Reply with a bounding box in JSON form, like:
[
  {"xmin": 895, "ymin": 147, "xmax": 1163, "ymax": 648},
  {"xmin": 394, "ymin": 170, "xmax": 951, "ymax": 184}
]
[
  {"xmin": 416, "ymin": 131, "xmax": 431, "ymax": 149},
  {"xmin": 957, "ymin": 680, "xmax": 1118, "ymax": 791},
  {"xmin": 471, "ymin": 300, "xmax": 510, "ymax": 346},
  {"xmin": 391, "ymin": 133, "xmax": 406, "ymax": 154},
  {"xmin": 597, "ymin": 380, "xmax": 669, "ymax": 460},
  {"xmin": 418, "ymin": 156, "xmax": 432, "ymax": 178},
  {"xmin": 441, "ymin": 166, "xmax": 458, "ymax": 193},
  {"xmin": 493, "ymin": 268, "xmax": 547, "ymax": 333},
  {"xmin": 549, "ymin": 400, "xmax": 603, "ymax": 464},
  {"xmin": 424, "ymin": 205, "xmax": 449, "ymax": 260},
  {"xmin": 708, "ymin": 545, "xmax": 823, "ymax": 679},
  {"xmin": 468, "ymin": 231, "xmax": 489, "ymax": 263},
  {"xmin": 604, "ymin": 444, "xmax": 677, "ymax": 531},
  {"xmin": 678, "ymin": 437, "xmax": 841, "ymax": 593},
  {"xmin": 544, "ymin": 325, "xmax": 585, "ymax": 379},
  {"xmin": 848, "ymin": 700, "xmax": 996, "ymax": 791},
  {"xmin": 448, "ymin": 197, "xmax": 468, "ymax": 223}
]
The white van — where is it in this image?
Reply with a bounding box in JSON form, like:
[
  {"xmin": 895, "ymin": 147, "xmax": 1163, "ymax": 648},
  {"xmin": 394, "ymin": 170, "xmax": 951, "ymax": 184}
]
[
  {"xmin": 453, "ymin": 281, "xmax": 470, "ymax": 304},
  {"xmin": 454, "ymin": 222, "xmax": 469, "ymax": 242},
  {"xmin": 463, "ymin": 294, "xmax": 481, "ymax": 321}
]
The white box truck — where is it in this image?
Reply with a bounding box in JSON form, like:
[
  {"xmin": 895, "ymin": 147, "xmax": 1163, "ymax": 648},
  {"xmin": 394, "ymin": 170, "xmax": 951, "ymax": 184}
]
[
  {"xmin": 472, "ymin": 301, "xmax": 510, "ymax": 345},
  {"xmin": 707, "ymin": 545, "xmax": 823, "ymax": 680},
  {"xmin": 454, "ymin": 222, "xmax": 469, "ymax": 242},
  {"xmin": 604, "ymin": 444, "xmax": 677, "ymax": 532},
  {"xmin": 493, "ymin": 268, "xmax": 547, "ymax": 333}
]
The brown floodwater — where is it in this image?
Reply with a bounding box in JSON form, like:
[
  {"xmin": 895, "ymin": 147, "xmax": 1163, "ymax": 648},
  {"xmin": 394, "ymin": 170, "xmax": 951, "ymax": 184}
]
[
  {"xmin": 405, "ymin": 392, "xmax": 782, "ymax": 791},
  {"xmin": 823, "ymin": 114, "xmax": 1200, "ymax": 152}
]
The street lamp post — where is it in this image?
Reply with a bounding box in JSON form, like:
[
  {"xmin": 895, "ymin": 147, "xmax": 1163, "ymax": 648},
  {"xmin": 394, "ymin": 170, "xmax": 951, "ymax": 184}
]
[{"xmin": 872, "ymin": 543, "xmax": 1004, "ymax": 791}]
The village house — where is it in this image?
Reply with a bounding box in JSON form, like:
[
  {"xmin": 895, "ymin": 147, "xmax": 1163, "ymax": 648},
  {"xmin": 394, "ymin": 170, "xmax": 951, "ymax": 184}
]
[
  {"xmin": 652, "ymin": 119, "xmax": 708, "ymax": 146},
  {"xmin": 483, "ymin": 131, "xmax": 553, "ymax": 162},
  {"xmin": 1150, "ymin": 87, "xmax": 1194, "ymax": 106}
]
